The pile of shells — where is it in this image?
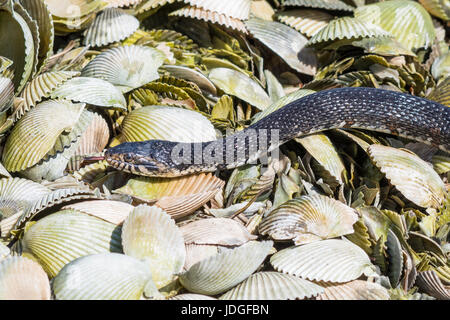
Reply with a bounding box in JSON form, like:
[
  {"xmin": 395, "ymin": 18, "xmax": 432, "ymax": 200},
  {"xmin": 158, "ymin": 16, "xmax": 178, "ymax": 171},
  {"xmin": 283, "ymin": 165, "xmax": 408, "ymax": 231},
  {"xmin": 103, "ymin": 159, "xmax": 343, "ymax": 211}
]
[{"xmin": 0, "ymin": 0, "xmax": 448, "ymax": 300}]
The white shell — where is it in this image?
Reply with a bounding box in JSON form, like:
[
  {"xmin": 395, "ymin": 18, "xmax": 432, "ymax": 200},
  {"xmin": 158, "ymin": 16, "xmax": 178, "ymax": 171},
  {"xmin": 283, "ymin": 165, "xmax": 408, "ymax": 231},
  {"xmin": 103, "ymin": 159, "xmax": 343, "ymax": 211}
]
[{"xmin": 316, "ymin": 280, "xmax": 390, "ymax": 300}]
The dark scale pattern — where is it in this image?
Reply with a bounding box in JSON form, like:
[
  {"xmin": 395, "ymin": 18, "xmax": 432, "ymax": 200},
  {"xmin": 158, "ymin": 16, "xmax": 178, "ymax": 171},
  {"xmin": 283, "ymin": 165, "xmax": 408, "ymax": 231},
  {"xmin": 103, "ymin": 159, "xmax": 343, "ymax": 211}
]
[{"xmin": 106, "ymin": 87, "xmax": 450, "ymax": 176}]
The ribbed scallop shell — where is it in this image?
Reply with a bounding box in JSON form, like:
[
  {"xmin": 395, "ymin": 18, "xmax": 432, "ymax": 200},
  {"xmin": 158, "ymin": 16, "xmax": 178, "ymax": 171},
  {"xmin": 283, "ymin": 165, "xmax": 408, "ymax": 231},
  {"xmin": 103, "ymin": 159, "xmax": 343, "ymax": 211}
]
[
  {"xmin": 19, "ymin": 71, "xmax": 79, "ymax": 117},
  {"xmin": 170, "ymin": 5, "xmax": 248, "ymax": 33},
  {"xmin": 183, "ymin": 0, "xmax": 251, "ymax": 20},
  {"xmin": 316, "ymin": 280, "xmax": 390, "ymax": 300},
  {"xmin": 245, "ymin": 19, "xmax": 317, "ymax": 76},
  {"xmin": 354, "ymin": 0, "xmax": 435, "ymax": 51},
  {"xmin": 114, "ymin": 173, "xmax": 224, "ymax": 218},
  {"xmin": 21, "ymin": 209, "xmax": 122, "ymax": 277},
  {"xmin": 208, "ymin": 68, "xmax": 271, "ymax": 110},
  {"xmin": 105, "ymin": 0, "xmax": 143, "ymax": 8},
  {"xmin": 81, "ymin": 45, "xmax": 165, "ymax": 93},
  {"xmin": 0, "ymin": 243, "xmax": 9, "ymax": 260},
  {"xmin": 121, "ymin": 205, "xmax": 185, "ymax": 288},
  {"xmin": 120, "ymin": 105, "xmax": 217, "ymax": 143},
  {"xmin": 282, "ymin": 0, "xmax": 354, "ymax": 11},
  {"xmin": 277, "ymin": 9, "xmax": 332, "ymax": 37},
  {"xmin": 0, "ymin": 77, "xmax": 14, "ymax": 113},
  {"xmin": 415, "ymin": 270, "xmax": 450, "ymax": 300},
  {"xmin": 179, "ymin": 240, "xmax": 273, "ymax": 295},
  {"xmin": 83, "ymin": 8, "xmax": 139, "ymax": 47},
  {"xmin": 220, "ymin": 271, "xmax": 324, "ymax": 300},
  {"xmin": 171, "ymin": 293, "xmax": 217, "ymax": 300},
  {"xmin": 308, "ymin": 16, "xmax": 391, "ymax": 46},
  {"xmin": 43, "ymin": 0, "xmax": 106, "ymax": 18},
  {"xmin": 270, "ymin": 239, "xmax": 377, "ymax": 283},
  {"xmin": 419, "ymin": 0, "xmax": 449, "ymax": 21},
  {"xmin": 367, "ymin": 145, "xmax": 446, "ymax": 208},
  {"xmin": 184, "ymin": 243, "xmax": 221, "ymax": 270},
  {"xmin": 2, "ymin": 100, "xmax": 84, "ymax": 172},
  {"xmin": 0, "ymin": 256, "xmax": 51, "ymax": 300},
  {"xmin": 62, "ymin": 200, "xmax": 134, "ymax": 225},
  {"xmin": 259, "ymin": 195, "xmax": 358, "ymax": 245},
  {"xmin": 51, "ymin": 77, "xmax": 127, "ymax": 109},
  {"xmin": 163, "ymin": 65, "xmax": 217, "ymax": 95},
  {"xmin": 52, "ymin": 253, "xmax": 153, "ymax": 300},
  {"xmin": 181, "ymin": 218, "xmax": 257, "ymax": 246}
]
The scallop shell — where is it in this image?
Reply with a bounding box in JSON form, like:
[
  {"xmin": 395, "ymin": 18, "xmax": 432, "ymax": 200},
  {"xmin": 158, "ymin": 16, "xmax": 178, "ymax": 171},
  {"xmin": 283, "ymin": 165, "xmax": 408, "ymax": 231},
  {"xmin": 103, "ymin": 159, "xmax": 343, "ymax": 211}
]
[
  {"xmin": 0, "ymin": 243, "xmax": 9, "ymax": 260},
  {"xmin": 220, "ymin": 271, "xmax": 324, "ymax": 300},
  {"xmin": 270, "ymin": 239, "xmax": 377, "ymax": 283},
  {"xmin": 316, "ymin": 280, "xmax": 390, "ymax": 300},
  {"xmin": 259, "ymin": 195, "xmax": 358, "ymax": 245},
  {"xmin": 276, "ymin": 9, "xmax": 332, "ymax": 37},
  {"xmin": 354, "ymin": 0, "xmax": 436, "ymax": 51},
  {"xmin": 171, "ymin": 293, "xmax": 217, "ymax": 300},
  {"xmin": 62, "ymin": 200, "xmax": 134, "ymax": 225},
  {"xmin": 208, "ymin": 68, "xmax": 271, "ymax": 110},
  {"xmin": 51, "ymin": 77, "xmax": 127, "ymax": 109},
  {"xmin": 184, "ymin": 243, "xmax": 222, "ymax": 270},
  {"xmin": 81, "ymin": 45, "xmax": 166, "ymax": 93},
  {"xmin": 308, "ymin": 16, "xmax": 391, "ymax": 48},
  {"xmin": 182, "ymin": 0, "xmax": 251, "ymax": 20},
  {"xmin": 0, "ymin": 77, "xmax": 14, "ymax": 124},
  {"xmin": 119, "ymin": 105, "xmax": 217, "ymax": 143},
  {"xmin": 105, "ymin": 0, "xmax": 143, "ymax": 8},
  {"xmin": 2, "ymin": 99, "xmax": 84, "ymax": 172},
  {"xmin": 21, "ymin": 209, "xmax": 122, "ymax": 277},
  {"xmin": 170, "ymin": 5, "xmax": 248, "ymax": 33},
  {"xmin": 179, "ymin": 240, "xmax": 273, "ymax": 295},
  {"xmin": 181, "ymin": 218, "xmax": 257, "ymax": 246},
  {"xmin": 245, "ymin": 19, "xmax": 317, "ymax": 76},
  {"xmin": 419, "ymin": 0, "xmax": 449, "ymax": 21},
  {"xmin": 52, "ymin": 253, "xmax": 154, "ymax": 300},
  {"xmin": 415, "ymin": 270, "xmax": 450, "ymax": 300},
  {"xmin": 121, "ymin": 205, "xmax": 185, "ymax": 288},
  {"xmin": 282, "ymin": 0, "xmax": 354, "ymax": 11},
  {"xmin": 351, "ymin": 37, "xmax": 416, "ymax": 57},
  {"xmin": 162, "ymin": 65, "xmax": 217, "ymax": 95},
  {"xmin": 113, "ymin": 173, "xmax": 224, "ymax": 219},
  {"xmin": 19, "ymin": 71, "xmax": 80, "ymax": 118},
  {"xmin": 367, "ymin": 144, "xmax": 446, "ymax": 208},
  {"xmin": 43, "ymin": 0, "xmax": 106, "ymax": 19},
  {"xmin": 0, "ymin": 256, "xmax": 51, "ymax": 300},
  {"xmin": 83, "ymin": 8, "xmax": 139, "ymax": 47}
]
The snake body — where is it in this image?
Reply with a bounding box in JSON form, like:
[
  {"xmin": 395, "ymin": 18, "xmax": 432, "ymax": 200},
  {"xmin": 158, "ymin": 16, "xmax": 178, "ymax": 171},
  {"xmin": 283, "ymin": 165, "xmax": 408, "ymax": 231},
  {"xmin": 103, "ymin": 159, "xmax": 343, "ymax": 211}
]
[{"xmin": 105, "ymin": 87, "xmax": 450, "ymax": 177}]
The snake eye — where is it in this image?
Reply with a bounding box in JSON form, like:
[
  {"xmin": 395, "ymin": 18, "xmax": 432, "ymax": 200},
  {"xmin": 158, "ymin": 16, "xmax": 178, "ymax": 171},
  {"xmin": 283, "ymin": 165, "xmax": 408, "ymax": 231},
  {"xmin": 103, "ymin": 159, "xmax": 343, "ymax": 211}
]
[{"xmin": 123, "ymin": 154, "xmax": 134, "ymax": 162}]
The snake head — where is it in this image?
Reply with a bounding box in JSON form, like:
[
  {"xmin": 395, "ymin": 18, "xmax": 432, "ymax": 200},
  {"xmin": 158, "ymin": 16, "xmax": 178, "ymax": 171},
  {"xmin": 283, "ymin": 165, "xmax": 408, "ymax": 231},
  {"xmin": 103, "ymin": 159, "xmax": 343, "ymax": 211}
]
[{"xmin": 105, "ymin": 140, "xmax": 179, "ymax": 177}]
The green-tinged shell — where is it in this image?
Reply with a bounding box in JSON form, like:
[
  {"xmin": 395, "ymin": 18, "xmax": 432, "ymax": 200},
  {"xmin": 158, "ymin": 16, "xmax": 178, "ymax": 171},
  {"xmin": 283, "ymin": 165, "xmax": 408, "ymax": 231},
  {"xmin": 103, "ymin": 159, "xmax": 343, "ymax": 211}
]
[
  {"xmin": 259, "ymin": 195, "xmax": 358, "ymax": 245},
  {"xmin": 245, "ymin": 19, "xmax": 317, "ymax": 76},
  {"xmin": 19, "ymin": 71, "xmax": 80, "ymax": 118},
  {"xmin": 171, "ymin": 293, "xmax": 217, "ymax": 300},
  {"xmin": 270, "ymin": 239, "xmax": 377, "ymax": 282},
  {"xmin": 0, "ymin": 256, "xmax": 51, "ymax": 300},
  {"xmin": 415, "ymin": 270, "xmax": 450, "ymax": 300},
  {"xmin": 52, "ymin": 253, "xmax": 154, "ymax": 300},
  {"xmin": 121, "ymin": 205, "xmax": 185, "ymax": 288},
  {"xmin": 308, "ymin": 16, "xmax": 391, "ymax": 48},
  {"xmin": 282, "ymin": 0, "xmax": 354, "ymax": 11},
  {"xmin": 431, "ymin": 51, "xmax": 450, "ymax": 80},
  {"xmin": 62, "ymin": 200, "xmax": 134, "ymax": 225},
  {"xmin": 276, "ymin": 9, "xmax": 332, "ymax": 37},
  {"xmin": 51, "ymin": 77, "xmax": 127, "ymax": 109},
  {"xmin": 419, "ymin": 0, "xmax": 450, "ymax": 21},
  {"xmin": 295, "ymin": 133, "xmax": 346, "ymax": 185},
  {"xmin": 2, "ymin": 100, "xmax": 84, "ymax": 172},
  {"xmin": 220, "ymin": 271, "xmax": 324, "ymax": 300},
  {"xmin": 367, "ymin": 145, "xmax": 446, "ymax": 208},
  {"xmin": 179, "ymin": 240, "xmax": 273, "ymax": 295},
  {"xmin": 83, "ymin": 8, "xmax": 139, "ymax": 47},
  {"xmin": 354, "ymin": 0, "xmax": 435, "ymax": 51},
  {"xmin": 427, "ymin": 76, "xmax": 450, "ymax": 107},
  {"xmin": 351, "ymin": 37, "xmax": 416, "ymax": 57},
  {"xmin": 43, "ymin": 0, "xmax": 106, "ymax": 19},
  {"xmin": 170, "ymin": 5, "xmax": 248, "ymax": 33},
  {"xmin": 0, "ymin": 2, "xmax": 35, "ymax": 93},
  {"xmin": 432, "ymin": 155, "xmax": 450, "ymax": 174},
  {"xmin": 0, "ymin": 77, "xmax": 14, "ymax": 124},
  {"xmin": 120, "ymin": 105, "xmax": 217, "ymax": 143},
  {"xmin": 208, "ymin": 68, "xmax": 271, "ymax": 110},
  {"xmin": 162, "ymin": 65, "xmax": 217, "ymax": 95},
  {"xmin": 21, "ymin": 209, "xmax": 122, "ymax": 278},
  {"xmin": 81, "ymin": 45, "xmax": 166, "ymax": 93},
  {"xmin": 251, "ymin": 89, "xmax": 315, "ymax": 123},
  {"xmin": 181, "ymin": 217, "xmax": 257, "ymax": 246},
  {"xmin": 316, "ymin": 280, "xmax": 390, "ymax": 300},
  {"xmin": 183, "ymin": 0, "xmax": 251, "ymax": 20}
]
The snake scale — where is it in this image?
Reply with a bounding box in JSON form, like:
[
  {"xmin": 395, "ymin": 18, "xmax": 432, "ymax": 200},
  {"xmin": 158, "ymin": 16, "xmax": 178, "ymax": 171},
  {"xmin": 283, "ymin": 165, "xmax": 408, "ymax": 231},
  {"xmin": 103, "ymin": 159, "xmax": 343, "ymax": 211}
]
[{"xmin": 105, "ymin": 87, "xmax": 450, "ymax": 177}]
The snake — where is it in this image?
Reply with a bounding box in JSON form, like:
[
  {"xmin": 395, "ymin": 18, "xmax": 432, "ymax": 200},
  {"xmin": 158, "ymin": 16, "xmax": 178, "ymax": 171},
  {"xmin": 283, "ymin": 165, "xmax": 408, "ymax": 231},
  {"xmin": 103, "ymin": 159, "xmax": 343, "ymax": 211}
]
[{"xmin": 105, "ymin": 87, "xmax": 450, "ymax": 177}]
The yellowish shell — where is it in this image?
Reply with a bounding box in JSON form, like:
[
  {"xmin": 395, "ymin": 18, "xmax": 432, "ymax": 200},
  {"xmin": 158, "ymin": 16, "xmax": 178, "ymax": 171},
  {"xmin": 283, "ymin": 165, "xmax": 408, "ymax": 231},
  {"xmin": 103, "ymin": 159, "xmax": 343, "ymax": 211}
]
[
  {"xmin": 179, "ymin": 240, "xmax": 273, "ymax": 295},
  {"xmin": 316, "ymin": 280, "xmax": 390, "ymax": 300},
  {"xmin": 121, "ymin": 205, "xmax": 186, "ymax": 288},
  {"xmin": 419, "ymin": 0, "xmax": 449, "ymax": 21},
  {"xmin": 282, "ymin": 0, "xmax": 354, "ymax": 11},
  {"xmin": 52, "ymin": 253, "xmax": 155, "ymax": 300},
  {"xmin": 259, "ymin": 195, "xmax": 358, "ymax": 245},
  {"xmin": 367, "ymin": 145, "xmax": 446, "ymax": 208},
  {"xmin": 62, "ymin": 200, "xmax": 134, "ymax": 225},
  {"xmin": 0, "ymin": 77, "xmax": 14, "ymax": 123},
  {"xmin": 270, "ymin": 239, "xmax": 377, "ymax": 282},
  {"xmin": 105, "ymin": 0, "xmax": 143, "ymax": 8},
  {"xmin": 43, "ymin": 0, "xmax": 106, "ymax": 19},
  {"xmin": 220, "ymin": 271, "xmax": 324, "ymax": 300},
  {"xmin": 0, "ymin": 256, "xmax": 51, "ymax": 300},
  {"xmin": 21, "ymin": 209, "xmax": 122, "ymax": 277},
  {"xmin": 277, "ymin": 9, "xmax": 332, "ymax": 37}
]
